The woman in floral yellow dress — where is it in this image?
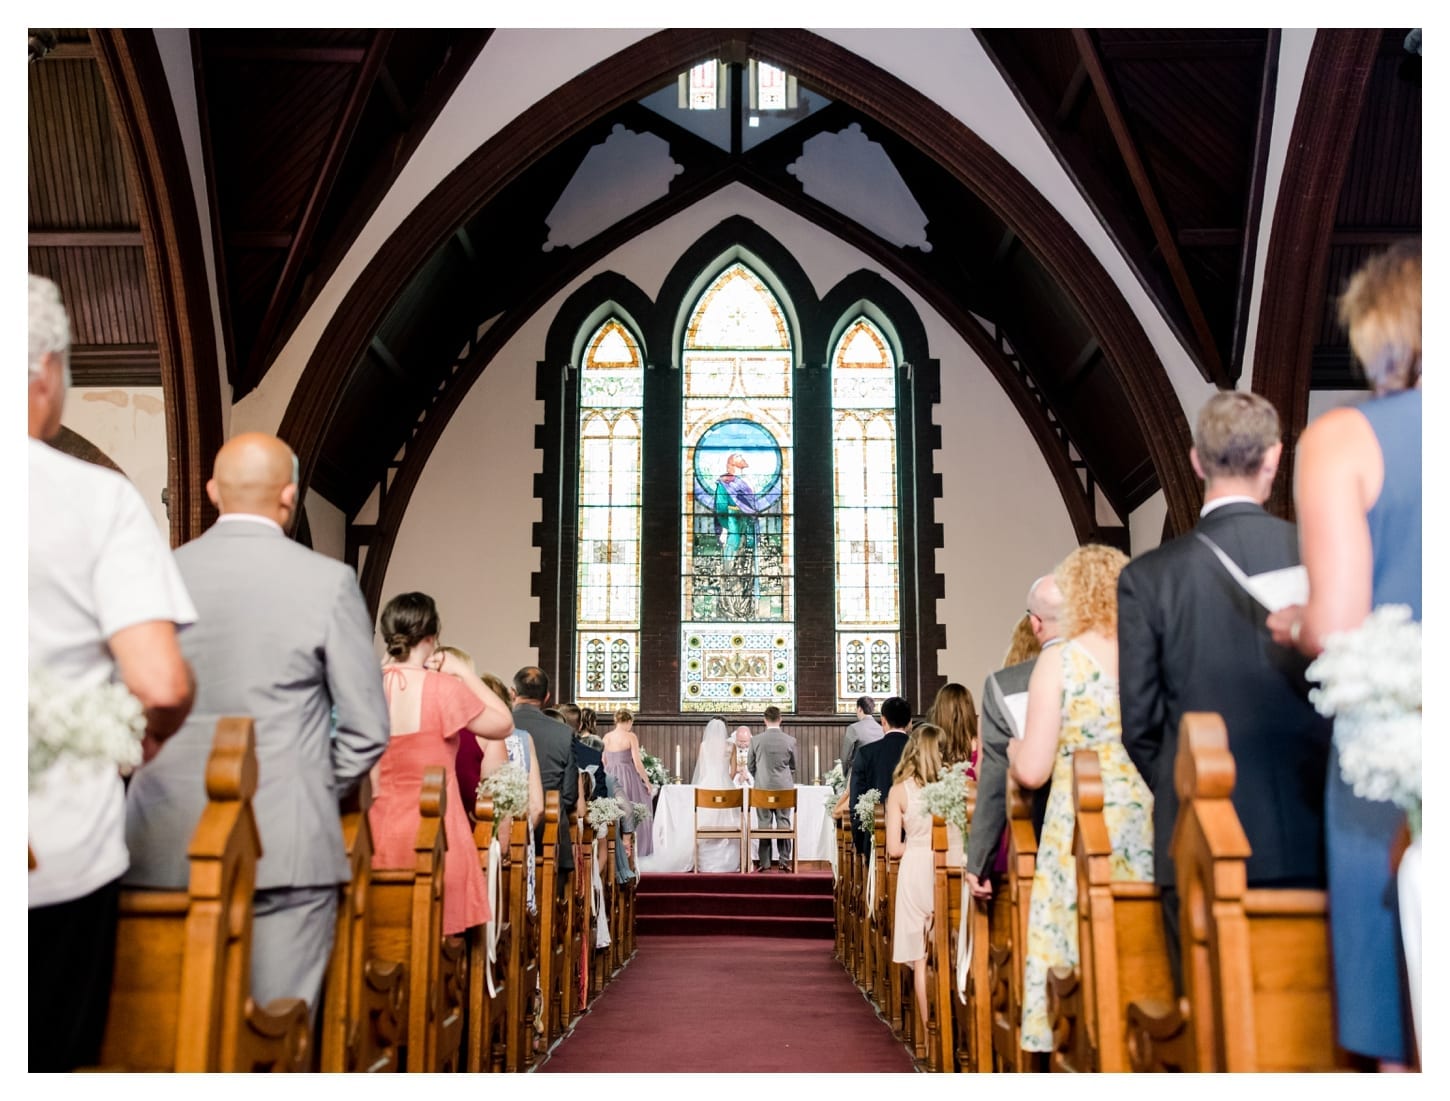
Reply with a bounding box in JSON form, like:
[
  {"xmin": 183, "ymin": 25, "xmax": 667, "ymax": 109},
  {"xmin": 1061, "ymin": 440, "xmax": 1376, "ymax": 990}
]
[{"xmin": 1008, "ymin": 544, "xmax": 1154, "ymax": 1054}]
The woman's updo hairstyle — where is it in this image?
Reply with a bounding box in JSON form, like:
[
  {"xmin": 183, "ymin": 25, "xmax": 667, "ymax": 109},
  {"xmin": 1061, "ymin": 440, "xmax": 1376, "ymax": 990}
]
[{"xmin": 380, "ymin": 591, "xmax": 441, "ymax": 661}]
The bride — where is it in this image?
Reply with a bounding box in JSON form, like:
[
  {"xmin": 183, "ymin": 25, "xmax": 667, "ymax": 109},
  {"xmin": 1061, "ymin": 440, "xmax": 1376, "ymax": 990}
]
[{"xmin": 692, "ymin": 718, "xmax": 743, "ymax": 873}]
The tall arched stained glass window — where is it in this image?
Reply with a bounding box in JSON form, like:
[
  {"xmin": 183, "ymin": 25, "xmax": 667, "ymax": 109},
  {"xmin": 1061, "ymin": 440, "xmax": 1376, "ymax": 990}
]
[
  {"xmin": 832, "ymin": 317, "xmax": 900, "ymax": 710},
  {"xmin": 680, "ymin": 263, "xmax": 795, "ymax": 711},
  {"xmin": 575, "ymin": 318, "xmax": 643, "ymax": 709}
]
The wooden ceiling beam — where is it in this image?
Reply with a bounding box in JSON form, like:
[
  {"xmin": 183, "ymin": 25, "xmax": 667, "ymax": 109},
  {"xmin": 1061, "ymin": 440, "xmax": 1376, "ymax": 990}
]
[
  {"xmin": 992, "ymin": 226, "xmax": 1018, "ymax": 267},
  {"xmin": 1332, "ymin": 226, "xmax": 1421, "ymax": 246},
  {"xmin": 1177, "ymin": 227, "xmax": 1241, "ymax": 248},
  {"xmin": 246, "ymin": 30, "xmax": 395, "ymax": 388},
  {"xmin": 1054, "ymin": 61, "xmax": 1090, "ymax": 128},
  {"xmin": 1099, "ymin": 38, "xmax": 1265, "ymax": 61},
  {"xmin": 368, "ymin": 335, "xmax": 417, "ymax": 390},
  {"xmin": 1073, "ymin": 28, "xmax": 1229, "ymax": 386},
  {"xmin": 42, "ymin": 41, "xmax": 95, "ymax": 60},
  {"xmin": 208, "ymin": 45, "xmax": 367, "ymax": 64},
  {"xmin": 377, "ymin": 64, "xmax": 411, "ymax": 125},
  {"xmin": 1062, "ymin": 336, "xmax": 1102, "ymax": 389},
  {"xmin": 29, "ymin": 229, "xmax": 143, "ymax": 247},
  {"xmin": 227, "ymin": 230, "xmax": 292, "ymax": 249}
]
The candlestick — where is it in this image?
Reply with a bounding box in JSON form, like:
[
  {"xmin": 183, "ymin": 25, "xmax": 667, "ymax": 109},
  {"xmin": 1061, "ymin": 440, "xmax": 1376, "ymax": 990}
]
[
  {"xmin": 814, "ymin": 744, "xmax": 820, "ymax": 783},
  {"xmin": 675, "ymin": 743, "xmax": 681, "ymax": 782}
]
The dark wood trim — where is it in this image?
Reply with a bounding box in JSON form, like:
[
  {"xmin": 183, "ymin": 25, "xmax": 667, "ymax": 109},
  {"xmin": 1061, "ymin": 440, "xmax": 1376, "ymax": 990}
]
[
  {"xmin": 29, "ymin": 229, "xmax": 142, "ymax": 247},
  {"xmin": 1229, "ymin": 29, "xmax": 1280, "ymax": 381},
  {"xmin": 246, "ymin": 30, "xmax": 394, "ymax": 388},
  {"xmin": 70, "ymin": 343, "xmax": 162, "ymax": 386},
  {"xmin": 191, "ymin": 29, "xmax": 238, "ymax": 396},
  {"xmin": 1251, "ymin": 30, "xmax": 1382, "ymax": 519},
  {"xmin": 91, "ymin": 29, "xmax": 224, "ymax": 546},
  {"xmin": 208, "ymin": 45, "xmax": 367, "ymax": 64},
  {"xmin": 1072, "ymin": 29, "xmax": 1226, "ymax": 386}
]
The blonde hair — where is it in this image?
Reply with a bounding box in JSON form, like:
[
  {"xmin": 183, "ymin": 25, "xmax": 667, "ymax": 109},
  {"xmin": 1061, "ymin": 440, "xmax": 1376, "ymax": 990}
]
[
  {"xmin": 438, "ymin": 645, "xmax": 475, "ymax": 674},
  {"xmin": 892, "ymin": 723, "xmax": 944, "ymax": 787},
  {"xmin": 1339, "ymin": 240, "xmax": 1420, "ymax": 392},
  {"xmin": 614, "ymin": 707, "xmax": 634, "ymax": 725},
  {"xmin": 480, "ymin": 672, "xmax": 512, "ymax": 709},
  {"xmin": 1193, "ymin": 390, "xmax": 1281, "ymax": 478},
  {"xmin": 1056, "ymin": 544, "xmax": 1129, "ymax": 638},
  {"xmin": 925, "ymin": 683, "xmax": 978, "ymax": 767},
  {"xmin": 1002, "ymin": 614, "xmax": 1042, "ymax": 667}
]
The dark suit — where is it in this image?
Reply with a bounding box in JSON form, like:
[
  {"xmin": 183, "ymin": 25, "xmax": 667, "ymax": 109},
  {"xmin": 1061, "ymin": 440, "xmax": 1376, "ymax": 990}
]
[
  {"xmin": 963, "ymin": 650, "xmax": 1055, "ymax": 880},
  {"xmin": 847, "ymin": 730, "xmax": 909, "ymax": 855},
  {"xmin": 513, "ymin": 704, "xmax": 579, "ymax": 875},
  {"xmin": 1118, "ymin": 500, "xmax": 1331, "ymax": 990}
]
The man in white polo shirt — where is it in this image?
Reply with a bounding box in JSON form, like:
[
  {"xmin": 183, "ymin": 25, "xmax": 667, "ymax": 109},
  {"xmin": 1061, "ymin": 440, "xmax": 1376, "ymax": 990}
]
[{"xmin": 28, "ymin": 274, "xmax": 197, "ymax": 1070}]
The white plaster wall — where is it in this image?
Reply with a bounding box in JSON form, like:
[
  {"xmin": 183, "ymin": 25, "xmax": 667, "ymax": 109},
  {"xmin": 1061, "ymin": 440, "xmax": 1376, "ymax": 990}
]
[
  {"xmin": 384, "ymin": 184, "xmax": 1078, "ymax": 704},
  {"xmin": 1307, "ymin": 389, "xmax": 1368, "ymax": 422},
  {"xmin": 304, "ymin": 489, "xmax": 346, "ymax": 562},
  {"xmin": 62, "ymin": 387, "xmax": 170, "ymax": 536},
  {"xmin": 1129, "ymin": 491, "xmax": 1169, "ymax": 557}
]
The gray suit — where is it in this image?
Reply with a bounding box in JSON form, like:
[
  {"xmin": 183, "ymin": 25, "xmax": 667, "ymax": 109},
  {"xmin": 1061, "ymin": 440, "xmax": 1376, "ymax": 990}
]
[
  {"xmin": 748, "ymin": 726, "xmax": 796, "ymax": 868},
  {"xmin": 964, "ymin": 648, "xmax": 1055, "ymax": 879},
  {"xmin": 124, "ymin": 519, "xmax": 389, "ymax": 1010},
  {"xmin": 841, "ymin": 715, "xmax": 883, "ymax": 781},
  {"xmin": 512, "ymin": 704, "xmax": 579, "ymax": 877}
]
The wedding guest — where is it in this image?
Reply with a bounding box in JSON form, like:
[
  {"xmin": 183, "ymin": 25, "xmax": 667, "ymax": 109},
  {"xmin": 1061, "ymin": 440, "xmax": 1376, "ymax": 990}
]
[
  {"xmin": 557, "ymin": 702, "xmax": 582, "ymax": 731},
  {"xmin": 369, "ymin": 593, "xmax": 513, "ymax": 935},
  {"xmin": 28, "ymin": 274, "xmax": 196, "ymax": 1071},
  {"xmin": 749, "ymin": 707, "xmax": 797, "ymax": 871},
  {"xmin": 886, "ymin": 722, "xmax": 948, "ymax": 1038},
  {"xmin": 602, "ymin": 708, "xmax": 655, "ymax": 861},
  {"xmin": 1001, "ymin": 613, "xmax": 1043, "ymax": 667},
  {"xmin": 1268, "ymin": 241, "xmax": 1421, "ymax": 1069},
  {"xmin": 841, "ymin": 695, "xmax": 883, "ymax": 784},
  {"xmin": 925, "ymin": 682, "xmax": 979, "ymax": 769},
  {"xmin": 126, "ymin": 432, "xmax": 390, "ymax": 1023},
  {"xmin": 848, "ymin": 696, "xmax": 912, "ymax": 856},
  {"xmin": 579, "ymin": 706, "xmax": 603, "ymax": 749},
  {"xmin": 1119, "ymin": 390, "xmax": 1330, "ymax": 994},
  {"xmin": 965, "ymin": 576, "xmax": 1062, "ymax": 902},
  {"xmin": 476, "ymin": 671, "xmax": 544, "ymax": 908},
  {"xmin": 1009, "ymin": 545, "xmax": 1152, "ymax": 1054},
  {"xmin": 511, "ymin": 667, "xmax": 580, "ymax": 886}
]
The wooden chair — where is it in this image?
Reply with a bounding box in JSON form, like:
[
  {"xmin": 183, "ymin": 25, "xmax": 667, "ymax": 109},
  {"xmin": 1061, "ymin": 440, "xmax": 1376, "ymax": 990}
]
[
  {"xmin": 748, "ymin": 787, "xmax": 798, "ymax": 873},
  {"xmin": 367, "ymin": 766, "xmax": 465, "ymax": 1072},
  {"xmin": 98, "ymin": 717, "xmax": 310, "ymax": 1072},
  {"xmin": 465, "ymin": 793, "xmax": 509, "ymax": 1072},
  {"xmin": 1127, "ymin": 713, "xmax": 1345, "ymax": 1072},
  {"xmin": 990, "ymin": 777, "xmax": 1042, "ymax": 1072},
  {"xmin": 693, "ymin": 787, "xmax": 748, "ymax": 872},
  {"xmin": 1046, "ymin": 749, "xmax": 1173, "ymax": 1072},
  {"xmin": 319, "ymin": 776, "xmax": 404, "ymax": 1072}
]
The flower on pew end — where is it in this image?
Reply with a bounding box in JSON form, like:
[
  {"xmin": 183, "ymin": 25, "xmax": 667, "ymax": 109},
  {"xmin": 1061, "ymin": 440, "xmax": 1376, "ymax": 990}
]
[
  {"xmin": 854, "ymin": 788, "xmax": 883, "ymax": 833},
  {"xmin": 918, "ymin": 761, "xmax": 973, "ymax": 841},
  {"xmin": 586, "ymin": 796, "xmax": 628, "ymax": 833},
  {"xmin": 1307, "ymin": 604, "xmax": 1421, "ymax": 834},
  {"xmin": 29, "ymin": 667, "xmax": 146, "ymax": 791},
  {"xmin": 478, "ymin": 761, "xmax": 529, "ymax": 820}
]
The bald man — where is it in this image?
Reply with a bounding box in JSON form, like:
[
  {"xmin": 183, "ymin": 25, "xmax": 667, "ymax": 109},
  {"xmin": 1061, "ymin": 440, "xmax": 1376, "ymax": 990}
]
[{"xmin": 125, "ymin": 433, "xmax": 390, "ymax": 1015}]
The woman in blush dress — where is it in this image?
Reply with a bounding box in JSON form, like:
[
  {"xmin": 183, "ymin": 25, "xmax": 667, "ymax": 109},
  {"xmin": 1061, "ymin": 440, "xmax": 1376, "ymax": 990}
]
[
  {"xmin": 368, "ymin": 593, "xmax": 514, "ymax": 936},
  {"xmin": 1008, "ymin": 545, "xmax": 1153, "ymax": 1054},
  {"xmin": 602, "ymin": 708, "xmax": 655, "ymax": 861},
  {"xmin": 1268, "ymin": 241, "xmax": 1421, "ymax": 1068}
]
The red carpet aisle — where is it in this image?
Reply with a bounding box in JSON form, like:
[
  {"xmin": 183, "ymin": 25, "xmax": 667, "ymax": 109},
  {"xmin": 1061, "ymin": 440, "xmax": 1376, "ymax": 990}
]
[{"xmin": 538, "ymin": 935, "xmax": 914, "ymax": 1073}]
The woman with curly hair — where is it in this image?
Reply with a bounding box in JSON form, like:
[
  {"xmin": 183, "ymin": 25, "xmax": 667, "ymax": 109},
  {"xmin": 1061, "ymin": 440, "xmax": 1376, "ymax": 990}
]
[{"xmin": 1008, "ymin": 544, "xmax": 1153, "ymax": 1054}]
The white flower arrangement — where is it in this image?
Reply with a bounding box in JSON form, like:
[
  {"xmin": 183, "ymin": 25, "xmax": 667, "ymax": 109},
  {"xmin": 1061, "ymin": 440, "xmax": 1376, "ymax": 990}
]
[
  {"xmin": 918, "ymin": 761, "xmax": 973, "ymax": 840},
  {"xmin": 630, "ymin": 801, "xmax": 652, "ymax": 825},
  {"xmin": 824, "ymin": 758, "xmax": 846, "ymax": 797},
  {"xmin": 477, "ymin": 761, "xmax": 529, "ymax": 820},
  {"xmin": 854, "ymin": 787, "xmax": 883, "ymax": 833},
  {"xmin": 641, "ymin": 750, "xmax": 670, "ymax": 788},
  {"xmin": 1306, "ymin": 604, "xmax": 1421, "ymax": 835},
  {"xmin": 586, "ymin": 796, "xmax": 627, "ymax": 833},
  {"xmin": 29, "ymin": 668, "xmax": 146, "ymax": 791}
]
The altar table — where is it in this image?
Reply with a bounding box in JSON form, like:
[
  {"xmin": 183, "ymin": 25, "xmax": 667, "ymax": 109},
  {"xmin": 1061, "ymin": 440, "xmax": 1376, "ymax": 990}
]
[{"xmin": 637, "ymin": 784, "xmax": 837, "ymax": 875}]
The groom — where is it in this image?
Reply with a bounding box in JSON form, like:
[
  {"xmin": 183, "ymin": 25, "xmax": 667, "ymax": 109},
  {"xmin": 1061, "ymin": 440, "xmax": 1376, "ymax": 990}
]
[{"xmin": 748, "ymin": 706, "xmax": 796, "ymax": 871}]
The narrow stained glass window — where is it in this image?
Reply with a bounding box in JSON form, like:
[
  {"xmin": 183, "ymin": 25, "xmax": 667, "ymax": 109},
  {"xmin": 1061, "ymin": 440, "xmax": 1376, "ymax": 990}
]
[
  {"xmin": 575, "ymin": 318, "xmax": 642, "ymax": 709},
  {"xmin": 832, "ymin": 317, "xmax": 900, "ymax": 711},
  {"xmin": 680, "ymin": 263, "xmax": 795, "ymax": 712}
]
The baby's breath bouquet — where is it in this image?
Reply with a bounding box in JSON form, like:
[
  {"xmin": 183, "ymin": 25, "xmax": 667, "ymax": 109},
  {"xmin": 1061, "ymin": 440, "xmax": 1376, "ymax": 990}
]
[
  {"xmin": 630, "ymin": 801, "xmax": 652, "ymax": 825},
  {"xmin": 824, "ymin": 758, "xmax": 846, "ymax": 797},
  {"xmin": 1307, "ymin": 604, "xmax": 1422, "ymax": 836},
  {"xmin": 586, "ymin": 796, "xmax": 627, "ymax": 834},
  {"xmin": 29, "ymin": 668, "xmax": 146, "ymax": 791},
  {"xmin": 854, "ymin": 787, "xmax": 882, "ymax": 833},
  {"xmin": 477, "ymin": 761, "xmax": 529, "ymax": 820},
  {"xmin": 918, "ymin": 761, "xmax": 973, "ymax": 840},
  {"xmin": 641, "ymin": 750, "xmax": 670, "ymax": 788}
]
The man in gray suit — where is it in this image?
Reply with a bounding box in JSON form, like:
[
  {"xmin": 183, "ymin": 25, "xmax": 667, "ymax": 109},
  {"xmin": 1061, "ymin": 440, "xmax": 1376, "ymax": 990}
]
[
  {"xmin": 125, "ymin": 433, "xmax": 390, "ymax": 1013},
  {"xmin": 841, "ymin": 695, "xmax": 883, "ymax": 783},
  {"xmin": 748, "ymin": 705, "xmax": 797, "ymax": 871},
  {"xmin": 964, "ymin": 574, "xmax": 1063, "ymax": 901},
  {"xmin": 511, "ymin": 667, "xmax": 579, "ymax": 883}
]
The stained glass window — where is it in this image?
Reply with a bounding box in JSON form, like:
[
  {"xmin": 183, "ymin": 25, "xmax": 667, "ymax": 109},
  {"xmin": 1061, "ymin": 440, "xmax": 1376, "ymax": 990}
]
[
  {"xmin": 832, "ymin": 317, "xmax": 900, "ymax": 710},
  {"xmin": 575, "ymin": 318, "xmax": 643, "ymax": 709},
  {"xmin": 750, "ymin": 60, "xmax": 795, "ymax": 111},
  {"xmin": 680, "ymin": 263, "xmax": 795, "ymax": 711},
  {"xmin": 683, "ymin": 60, "xmax": 721, "ymax": 111}
]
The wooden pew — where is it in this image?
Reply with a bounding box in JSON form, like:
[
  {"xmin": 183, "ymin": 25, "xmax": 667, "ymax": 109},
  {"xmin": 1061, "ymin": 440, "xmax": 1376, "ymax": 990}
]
[
  {"xmin": 504, "ymin": 814, "xmax": 538, "ymax": 1072},
  {"xmin": 588, "ymin": 821, "xmax": 614, "ymax": 998},
  {"xmin": 98, "ymin": 717, "xmax": 310, "ymax": 1071},
  {"xmin": 367, "ymin": 766, "xmax": 465, "ymax": 1072},
  {"xmin": 990, "ymin": 778, "xmax": 1042, "ymax": 1072},
  {"xmin": 1127, "ymin": 713, "xmax": 1344, "ymax": 1072},
  {"xmin": 866, "ymin": 806, "xmax": 890, "ymax": 1016},
  {"xmin": 535, "ymin": 792, "xmax": 565, "ymax": 1052},
  {"xmin": 320, "ymin": 776, "xmax": 404, "ymax": 1072},
  {"xmin": 577, "ymin": 813, "xmax": 597, "ymax": 1012},
  {"xmin": 833, "ymin": 814, "xmax": 848, "ymax": 965},
  {"xmin": 466, "ymin": 793, "xmax": 508, "ymax": 1072},
  {"xmin": 1046, "ymin": 749, "xmax": 1174, "ymax": 1072}
]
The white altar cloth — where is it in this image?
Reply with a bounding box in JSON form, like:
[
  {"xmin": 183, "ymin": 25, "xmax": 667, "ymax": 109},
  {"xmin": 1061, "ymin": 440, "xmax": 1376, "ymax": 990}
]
[{"xmin": 638, "ymin": 784, "xmax": 837, "ymax": 875}]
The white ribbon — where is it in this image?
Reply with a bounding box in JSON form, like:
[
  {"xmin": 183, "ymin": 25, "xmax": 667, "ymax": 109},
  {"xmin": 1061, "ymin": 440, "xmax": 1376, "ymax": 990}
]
[
  {"xmin": 592, "ymin": 838, "xmax": 611, "ymax": 949},
  {"xmin": 865, "ymin": 835, "xmax": 877, "ymax": 916},
  {"xmin": 483, "ymin": 837, "xmax": 502, "ymax": 998},
  {"xmin": 955, "ymin": 876, "xmax": 972, "ymax": 1004}
]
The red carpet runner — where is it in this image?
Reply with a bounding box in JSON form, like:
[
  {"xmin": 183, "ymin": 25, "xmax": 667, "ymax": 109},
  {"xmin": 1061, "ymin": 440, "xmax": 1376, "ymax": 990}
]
[{"xmin": 538, "ymin": 935, "xmax": 914, "ymax": 1073}]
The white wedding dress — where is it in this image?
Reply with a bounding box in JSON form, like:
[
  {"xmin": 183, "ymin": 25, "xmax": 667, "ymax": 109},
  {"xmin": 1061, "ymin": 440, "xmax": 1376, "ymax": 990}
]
[{"xmin": 693, "ymin": 719, "xmax": 743, "ymax": 873}]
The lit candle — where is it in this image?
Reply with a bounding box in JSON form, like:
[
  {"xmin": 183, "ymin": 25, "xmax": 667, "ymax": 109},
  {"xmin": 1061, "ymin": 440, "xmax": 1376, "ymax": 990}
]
[
  {"xmin": 675, "ymin": 744, "xmax": 681, "ymax": 781},
  {"xmin": 814, "ymin": 744, "xmax": 820, "ymax": 782}
]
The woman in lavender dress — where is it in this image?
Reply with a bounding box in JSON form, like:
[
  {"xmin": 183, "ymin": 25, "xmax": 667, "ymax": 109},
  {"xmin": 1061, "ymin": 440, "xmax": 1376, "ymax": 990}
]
[{"xmin": 601, "ymin": 708, "xmax": 654, "ymax": 860}]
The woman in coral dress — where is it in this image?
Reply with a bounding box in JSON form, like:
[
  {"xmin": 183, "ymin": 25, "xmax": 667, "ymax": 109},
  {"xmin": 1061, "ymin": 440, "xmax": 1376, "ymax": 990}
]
[
  {"xmin": 1009, "ymin": 545, "xmax": 1153, "ymax": 1054},
  {"xmin": 368, "ymin": 592, "xmax": 514, "ymax": 936}
]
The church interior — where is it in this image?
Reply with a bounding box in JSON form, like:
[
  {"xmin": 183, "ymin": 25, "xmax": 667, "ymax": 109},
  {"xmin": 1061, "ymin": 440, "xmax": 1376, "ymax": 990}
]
[{"xmin": 26, "ymin": 27, "xmax": 1422, "ymax": 1074}]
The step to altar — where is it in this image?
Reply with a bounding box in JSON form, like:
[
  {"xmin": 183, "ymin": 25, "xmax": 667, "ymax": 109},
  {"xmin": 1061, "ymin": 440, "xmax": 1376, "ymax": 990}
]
[{"xmin": 635, "ymin": 871, "xmax": 835, "ymax": 939}]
